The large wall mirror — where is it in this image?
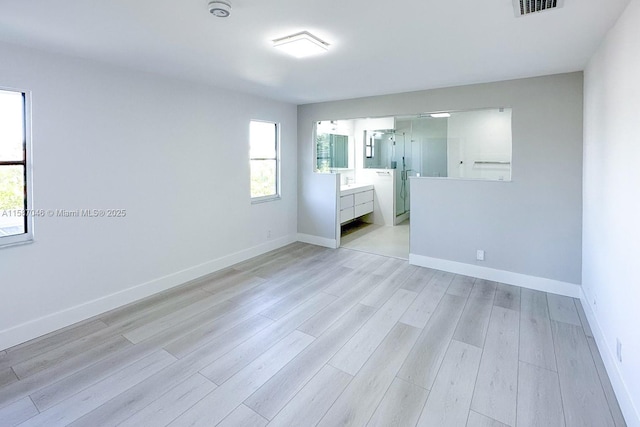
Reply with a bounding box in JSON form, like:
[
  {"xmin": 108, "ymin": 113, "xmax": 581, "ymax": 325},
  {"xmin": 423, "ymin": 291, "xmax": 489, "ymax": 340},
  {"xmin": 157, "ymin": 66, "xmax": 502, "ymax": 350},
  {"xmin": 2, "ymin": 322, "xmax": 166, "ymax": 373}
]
[
  {"xmin": 315, "ymin": 120, "xmax": 355, "ymax": 173},
  {"xmin": 314, "ymin": 107, "xmax": 512, "ymax": 182}
]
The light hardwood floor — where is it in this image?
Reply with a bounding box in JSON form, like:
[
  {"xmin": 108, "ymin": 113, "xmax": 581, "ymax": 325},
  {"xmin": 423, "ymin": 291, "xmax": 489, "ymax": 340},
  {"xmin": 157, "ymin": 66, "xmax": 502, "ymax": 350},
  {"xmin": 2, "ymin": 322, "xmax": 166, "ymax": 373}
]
[{"xmin": 0, "ymin": 243, "xmax": 627, "ymax": 426}]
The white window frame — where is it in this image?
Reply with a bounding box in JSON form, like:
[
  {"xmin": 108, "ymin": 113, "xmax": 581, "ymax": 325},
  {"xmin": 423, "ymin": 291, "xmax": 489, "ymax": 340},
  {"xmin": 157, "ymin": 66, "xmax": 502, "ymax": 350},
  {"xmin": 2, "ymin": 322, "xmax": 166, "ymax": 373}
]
[
  {"xmin": 0, "ymin": 87, "xmax": 33, "ymax": 248},
  {"xmin": 250, "ymin": 120, "xmax": 281, "ymax": 203}
]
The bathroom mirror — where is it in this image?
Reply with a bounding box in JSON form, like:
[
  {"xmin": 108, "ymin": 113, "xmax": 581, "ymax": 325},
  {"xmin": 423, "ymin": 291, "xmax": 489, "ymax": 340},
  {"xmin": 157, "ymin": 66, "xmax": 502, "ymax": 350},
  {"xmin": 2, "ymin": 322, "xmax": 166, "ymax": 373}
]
[{"xmin": 315, "ymin": 120, "xmax": 355, "ymax": 173}]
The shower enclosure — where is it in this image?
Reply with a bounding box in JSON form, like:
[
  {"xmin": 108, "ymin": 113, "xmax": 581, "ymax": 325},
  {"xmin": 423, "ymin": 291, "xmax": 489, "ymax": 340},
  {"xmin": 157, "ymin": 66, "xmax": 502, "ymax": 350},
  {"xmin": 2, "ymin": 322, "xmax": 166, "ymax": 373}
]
[
  {"xmin": 363, "ymin": 128, "xmax": 414, "ymax": 222},
  {"xmin": 393, "ymin": 132, "xmax": 411, "ymax": 219}
]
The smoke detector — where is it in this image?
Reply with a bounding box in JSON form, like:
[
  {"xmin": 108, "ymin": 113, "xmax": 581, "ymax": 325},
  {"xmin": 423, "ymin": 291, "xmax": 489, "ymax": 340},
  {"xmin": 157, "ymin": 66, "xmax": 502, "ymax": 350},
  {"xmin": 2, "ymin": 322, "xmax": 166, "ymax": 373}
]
[
  {"xmin": 208, "ymin": 0, "xmax": 231, "ymax": 17},
  {"xmin": 513, "ymin": 0, "xmax": 564, "ymax": 17}
]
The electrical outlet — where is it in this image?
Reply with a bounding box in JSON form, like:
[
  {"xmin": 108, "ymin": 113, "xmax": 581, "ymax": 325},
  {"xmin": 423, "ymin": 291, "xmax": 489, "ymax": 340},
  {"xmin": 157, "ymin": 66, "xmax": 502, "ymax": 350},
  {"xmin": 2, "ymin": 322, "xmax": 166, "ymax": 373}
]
[
  {"xmin": 476, "ymin": 250, "xmax": 485, "ymax": 261},
  {"xmin": 267, "ymin": 230, "xmax": 272, "ymax": 240},
  {"xmin": 616, "ymin": 339, "xmax": 623, "ymax": 363}
]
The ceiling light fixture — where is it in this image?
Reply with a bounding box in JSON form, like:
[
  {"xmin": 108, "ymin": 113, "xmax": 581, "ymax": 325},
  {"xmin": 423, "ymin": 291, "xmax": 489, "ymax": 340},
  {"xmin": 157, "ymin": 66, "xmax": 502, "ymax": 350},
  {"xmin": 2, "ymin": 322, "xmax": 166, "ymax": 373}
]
[
  {"xmin": 208, "ymin": 0, "xmax": 231, "ymax": 18},
  {"xmin": 273, "ymin": 31, "xmax": 329, "ymax": 58},
  {"xmin": 430, "ymin": 113, "xmax": 451, "ymax": 118}
]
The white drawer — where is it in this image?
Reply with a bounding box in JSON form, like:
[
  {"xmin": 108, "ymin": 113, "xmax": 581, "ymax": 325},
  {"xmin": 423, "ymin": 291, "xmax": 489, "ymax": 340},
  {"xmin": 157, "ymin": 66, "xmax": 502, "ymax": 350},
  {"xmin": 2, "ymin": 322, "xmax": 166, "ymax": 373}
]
[
  {"xmin": 354, "ymin": 190, "xmax": 374, "ymax": 205},
  {"xmin": 340, "ymin": 207, "xmax": 355, "ymax": 224},
  {"xmin": 340, "ymin": 195, "xmax": 354, "ymax": 210},
  {"xmin": 354, "ymin": 201, "xmax": 374, "ymax": 218}
]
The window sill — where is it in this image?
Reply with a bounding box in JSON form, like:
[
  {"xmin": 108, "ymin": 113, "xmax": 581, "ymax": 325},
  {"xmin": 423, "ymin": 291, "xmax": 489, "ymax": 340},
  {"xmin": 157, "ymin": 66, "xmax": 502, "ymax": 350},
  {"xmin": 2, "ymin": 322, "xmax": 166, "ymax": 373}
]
[
  {"xmin": 251, "ymin": 196, "xmax": 281, "ymax": 204},
  {"xmin": 0, "ymin": 235, "xmax": 34, "ymax": 249}
]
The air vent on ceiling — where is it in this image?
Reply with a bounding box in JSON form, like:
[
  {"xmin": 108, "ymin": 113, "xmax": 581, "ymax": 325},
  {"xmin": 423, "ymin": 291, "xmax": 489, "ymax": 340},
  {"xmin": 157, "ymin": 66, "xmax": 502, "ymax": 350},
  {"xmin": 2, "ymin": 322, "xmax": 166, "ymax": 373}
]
[{"xmin": 513, "ymin": 0, "xmax": 565, "ymax": 17}]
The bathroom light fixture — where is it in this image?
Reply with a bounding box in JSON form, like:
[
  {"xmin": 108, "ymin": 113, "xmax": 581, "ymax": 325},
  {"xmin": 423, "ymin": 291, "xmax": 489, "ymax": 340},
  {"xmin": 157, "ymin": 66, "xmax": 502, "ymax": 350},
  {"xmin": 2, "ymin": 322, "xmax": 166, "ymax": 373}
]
[
  {"xmin": 273, "ymin": 31, "xmax": 329, "ymax": 58},
  {"xmin": 430, "ymin": 113, "xmax": 451, "ymax": 118}
]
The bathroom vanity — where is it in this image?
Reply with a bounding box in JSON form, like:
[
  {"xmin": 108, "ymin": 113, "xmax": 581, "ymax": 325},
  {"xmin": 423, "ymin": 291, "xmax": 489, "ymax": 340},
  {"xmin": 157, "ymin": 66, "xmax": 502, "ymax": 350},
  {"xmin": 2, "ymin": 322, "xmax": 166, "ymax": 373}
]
[{"xmin": 339, "ymin": 184, "xmax": 374, "ymax": 224}]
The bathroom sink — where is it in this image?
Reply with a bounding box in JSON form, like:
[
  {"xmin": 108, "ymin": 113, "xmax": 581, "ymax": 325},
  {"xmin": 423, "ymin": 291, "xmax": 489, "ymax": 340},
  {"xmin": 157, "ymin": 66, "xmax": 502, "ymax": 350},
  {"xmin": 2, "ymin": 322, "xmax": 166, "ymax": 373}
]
[{"xmin": 340, "ymin": 183, "xmax": 374, "ymax": 195}]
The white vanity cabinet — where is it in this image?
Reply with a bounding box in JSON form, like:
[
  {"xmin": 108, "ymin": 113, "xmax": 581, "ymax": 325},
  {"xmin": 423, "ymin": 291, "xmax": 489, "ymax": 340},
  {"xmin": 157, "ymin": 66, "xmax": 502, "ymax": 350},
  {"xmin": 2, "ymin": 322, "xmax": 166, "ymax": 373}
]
[{"xmin": 340, "ymin": 184, "xmax": 374, "ymax": 224}]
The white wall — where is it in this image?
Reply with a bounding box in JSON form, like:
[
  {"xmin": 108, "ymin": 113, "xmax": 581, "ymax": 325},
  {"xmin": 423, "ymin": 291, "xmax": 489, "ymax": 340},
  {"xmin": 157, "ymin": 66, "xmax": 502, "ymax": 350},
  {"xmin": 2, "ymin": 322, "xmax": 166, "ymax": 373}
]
[
  {"xmin": 0, "ymin": 42, "xmax": 298, "ymax": 349},
  {"xmin": 583, "ymin": 0, "xmax": 640, "ymax": 424},
  {"xmin": 299, "ymin": 74, "xmax": 583, "ymax": 293}
]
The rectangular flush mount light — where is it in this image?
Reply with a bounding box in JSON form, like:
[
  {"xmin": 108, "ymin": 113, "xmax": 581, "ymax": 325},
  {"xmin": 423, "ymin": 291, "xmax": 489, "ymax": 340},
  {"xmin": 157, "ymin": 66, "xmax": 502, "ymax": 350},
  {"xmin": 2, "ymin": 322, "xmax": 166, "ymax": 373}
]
[
  {"xmin": 273, "ymin": 31, "xmax": 329, "ymax": 58},
  {"xmin": 430, "ymin": 113, "xmax": 451, "ymax": 118}
]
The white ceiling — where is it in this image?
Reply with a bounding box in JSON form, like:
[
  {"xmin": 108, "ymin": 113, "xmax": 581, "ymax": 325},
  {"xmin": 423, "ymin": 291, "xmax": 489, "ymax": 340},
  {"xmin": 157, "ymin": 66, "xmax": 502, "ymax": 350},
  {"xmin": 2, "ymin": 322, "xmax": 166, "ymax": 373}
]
[{"xmin": 0, "ymin": 0, "xmax": 631, "ymax": 104}]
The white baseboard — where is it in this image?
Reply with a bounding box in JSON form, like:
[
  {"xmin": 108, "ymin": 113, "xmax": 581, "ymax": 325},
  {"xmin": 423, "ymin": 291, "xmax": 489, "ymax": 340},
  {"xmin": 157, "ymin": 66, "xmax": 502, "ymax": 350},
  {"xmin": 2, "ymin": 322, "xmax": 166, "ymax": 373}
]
[
  {"xmin": 580, "ymin": 288, "xmax": 640, "ymax": 427},
  {"xmin": 0, "ymin": 234, "xmax": 297, "ymax": 351},
  {"xmin": 297, "ymin": 233, "xmax": 338, "ymax": 249},
  {"xmin": 409, "ymin": 254, "xmax": 581, "ymax": 298}
]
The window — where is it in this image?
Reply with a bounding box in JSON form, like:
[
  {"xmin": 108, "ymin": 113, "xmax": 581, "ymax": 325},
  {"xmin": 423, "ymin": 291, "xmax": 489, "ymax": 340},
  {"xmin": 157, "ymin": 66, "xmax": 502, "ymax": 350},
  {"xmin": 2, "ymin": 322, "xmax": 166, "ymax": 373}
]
[
  {"xmin": 0, "ymin": 88, "xmax": 32, "ymax": 247},
  {"xmin": 250, "ymin": 120, "xmax": 279, "ymax": 201}
]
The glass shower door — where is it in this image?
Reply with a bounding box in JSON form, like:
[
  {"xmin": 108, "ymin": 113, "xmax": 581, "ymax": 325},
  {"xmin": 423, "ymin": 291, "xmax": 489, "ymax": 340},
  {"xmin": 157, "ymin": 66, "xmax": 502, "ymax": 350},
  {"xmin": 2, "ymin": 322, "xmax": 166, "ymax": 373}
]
[{"xmin": 395, "ymin": 132, "xmax": 411, "ymax": 217}]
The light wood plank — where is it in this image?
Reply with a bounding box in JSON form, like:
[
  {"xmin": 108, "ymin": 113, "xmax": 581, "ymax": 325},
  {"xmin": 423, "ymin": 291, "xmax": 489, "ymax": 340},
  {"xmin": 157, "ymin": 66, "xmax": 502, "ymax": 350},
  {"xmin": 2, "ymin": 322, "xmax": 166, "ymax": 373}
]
[
  {"xmin": 123, "ymin": 298, "xmax": 237, "ymax": 344},
  {"xmin": 201, "ymin": 274, "xmax": 267, "ymax": 305},
  {"xmin": 586, "ymin": 336, "xmax": 627, "ymax": 427},
  {"xmin": 0, "ymin": 319, "xmax": 108, "ymax": 371},
  {"xmin": 0, "ymin": 367, "xmax": 18, "ymax": 388},
  {"xmin": 397, "ymin": 294, "xmax": 467, "ymax": 390},
  {"xmin": 416, "ymin": 340, "xmax": 482, "ymax": 427},
  {"xmin": 319, "ymin": 323, "xmax": 421, "ymax": 427},
  {"xmin": 552, "ymin": 320, "xmax": 615, "ymax": 427},
  {"xmin": 162, "ymin": 301, "xmax": 275, "ymax": 359},
  {"xmin": 12, "ymin": 335, "xmax": 131, "ymax": 380},
  {"xmin": 350, "ymin": 252, "xmax": 390, "ymax": 274},
  {"xmin": 200, "ymin": 269, "xmax": 265, "ymax": 295},
  {"xmin": 452, "ymin": 279, "xmax": 496, "ymax": 348},
  {"xmin": 19, "ymin": 350, "xmax": 176, "ymax": 427},
  {"xmin": 471, "ymin": 306, "xmax": 519, "ymax": 426},
  {"xmin": 229, "ymin": 262, "xmax": 334, "ymax": 308},
  {"xmin": 101, "ymin": 288, "xmax": 211, "ymax": 329},
  {"xmin": 244, "ymin": 304, "xmax": 375, "ymax": 420},
  {"xmin": 329, "ymin": 288, "xmax": 417, "ymax": 375},
  {"xmin": 493, "ymin": 283, "xmax": 520, "ymax": 311},
  {"xmin": 65, "ymin": 315, "xmax": 275, "ymax": 425},
  {"xmin": 199, "ymin": 293, "xmax": 335, "ymax": 384},
  {"xmin": 259, "ymin": 267, "xmax": 348, "ymax": 320},
  {"xmin": 547, "ymin": 294, "xmax": 581, "ymax": 326},
  {"xmin": 321, "ymin": 269, "xmax": 373, "ymax": 297},
  {"xmin": 118, "ymin": 374, "xmax": 216, "ymax": 427},
  {"xmin": 297, "ymin": 273, "xmax": 384, "ymax": 337},
  {"xmin": 0, "ymin": 335, "xmax": 134, "ymax": 411},
  {"xmin": 370, "ymin": 257, "xmax": 404, "ymax": 277},
  {"xmin": 400, "ymin": 266, "xmax": 436, "ymax": 293},
  {"xmin": 399, "ymin": 270, "xmax": 452, "ymax": 328},
  {"xmin": 520, "ymin": 303, "xmax": 557, "ymax": 372},
  {"xmin": 517, "ymin": 361, "xmax": 565, "ymax": 427},
  {"xmin": 470, "ymin": 279, "xmax": 498, "ymax": 299},
  {"xmin": 339, "ymin": 250, "xmax": 373, "ymax": 270},
  {"xmin": 168, "ymin": 330, "xmax": 314, "ymax": 427},
  {"xmin": 521, "ymin": 288, "xmax": 550, "ymax": 318},
  {"xmin": 267, "ymin": 364, "xmax": 353, "ymax": 427},
  {"xmin": 218, "ymin": 405, "xmax": 267, "ymax": 427},
  {"xmin": 31, "ymin": 315, "xmax": 271, "ymax": 412},
  {"xmin": 446, "ymin": 274, "xmax": 475, "ymax": 298},
  {"xmin": 366, "ymin": 377, "xmax": 429, "ymax": 427},
  {"xmin": 467, "ymin": 410, "xmax": 510, "ymax": 427},
  {"xmin": 360, "ymin": 263, "xmax": 419, "ymax": 308},
  {"xmin": 0, "ymin": 396, "xmax": 39, "ymax": 427},
  {"xmin": 68, "ymin": 357, "xmax": 217, "ymax": 427}
]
